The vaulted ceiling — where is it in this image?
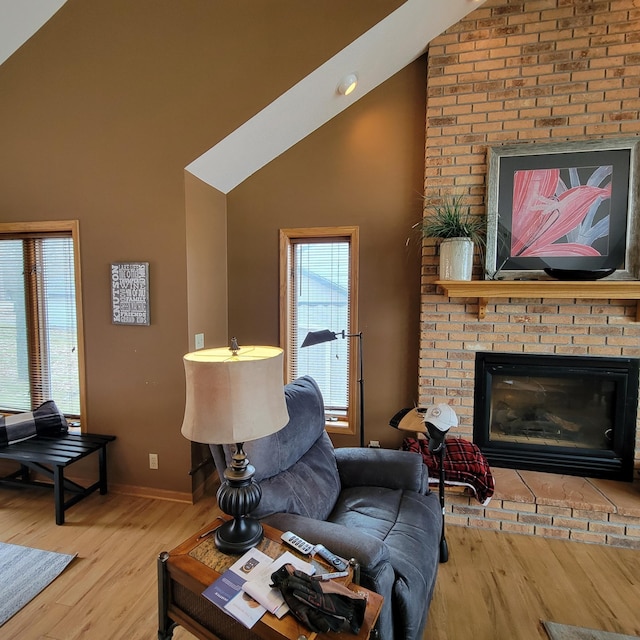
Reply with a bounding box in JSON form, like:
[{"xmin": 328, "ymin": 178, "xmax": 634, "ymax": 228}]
[
  {"xmin": 0, "ymin": 0, "xmax": 67, "ymax": 66},
  {"xmin": 1, "ymin": 0, "xmax": 486, "ymax": 192}
]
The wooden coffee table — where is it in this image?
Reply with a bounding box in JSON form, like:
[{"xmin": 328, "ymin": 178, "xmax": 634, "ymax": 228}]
[{"xmin": 158, "ymin": 517, "xmax": 383, "ymax": 640}]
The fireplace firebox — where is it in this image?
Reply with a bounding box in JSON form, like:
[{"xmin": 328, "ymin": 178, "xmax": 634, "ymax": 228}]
[{"xmin": 473, "ymin": 352, "xmax": 639, "ymax": 481}]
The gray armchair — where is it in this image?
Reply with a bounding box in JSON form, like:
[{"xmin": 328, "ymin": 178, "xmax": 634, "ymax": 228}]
[{"xmin": 210, "ymin": 375, "xmax": 442, "ymax": 640}]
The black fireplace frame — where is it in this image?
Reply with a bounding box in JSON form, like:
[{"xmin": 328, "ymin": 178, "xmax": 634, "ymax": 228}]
[{"xmin": 473, "ymin": 352, "xmax": 639, "ymax": 481}]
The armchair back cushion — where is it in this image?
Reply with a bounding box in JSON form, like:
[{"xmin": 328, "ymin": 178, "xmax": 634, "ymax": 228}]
[{"xmin": 210, "ymin": 376, "xmax": 340, "ymax": 520}]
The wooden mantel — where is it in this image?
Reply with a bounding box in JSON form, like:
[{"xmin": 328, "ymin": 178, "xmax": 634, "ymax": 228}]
[{"xmin": 434, "ymin": 280, "xmax": 640, "ymax": 321}]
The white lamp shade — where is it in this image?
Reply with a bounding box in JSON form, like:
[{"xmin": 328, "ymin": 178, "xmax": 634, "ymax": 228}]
[{"xmin": 180, "ymin": 345, "xmax": 289, "ymax": 444}]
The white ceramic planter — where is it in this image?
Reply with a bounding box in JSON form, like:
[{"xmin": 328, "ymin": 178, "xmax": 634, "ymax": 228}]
[{"xmin": 439, "ymin": 237, "xmax": 474, "ymax": 281}]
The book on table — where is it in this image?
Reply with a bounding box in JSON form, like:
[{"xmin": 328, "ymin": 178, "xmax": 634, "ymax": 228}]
[{"xmin": 202, "ymin": 548, "xmax": 315, "ymax": 628}]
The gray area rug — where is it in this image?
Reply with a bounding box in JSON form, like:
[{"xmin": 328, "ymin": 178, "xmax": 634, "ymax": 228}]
[
  {"xmin": 0, "ymin": 541, "xmax": 76, "ymax": 626},
  {"xmin": 544, "ymin": 621, "xmax": 640, "ymax": 640}
]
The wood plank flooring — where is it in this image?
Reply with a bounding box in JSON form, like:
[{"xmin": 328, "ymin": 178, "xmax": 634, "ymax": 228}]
[
  {"xmin": 1, "ymin": 485, "xmax": 639, "ymax": 639},
  {"xmin": 0, "ymin": 485, "xmax": 217, "ymax": 640},
  {"xmin": 425, "ymin": 525, "xmax": 640, "ymax": 639}
]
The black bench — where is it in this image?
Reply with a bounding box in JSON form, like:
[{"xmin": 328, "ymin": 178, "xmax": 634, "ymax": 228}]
[{"xmin": 0, "ymin": 432, "xmax": 116, "ymax": 525}]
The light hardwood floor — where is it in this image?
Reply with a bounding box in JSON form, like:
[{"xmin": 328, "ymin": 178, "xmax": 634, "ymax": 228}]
[
  {"xmin": 425, "ymin": 525, "xmax": 640, "ymax": 639},
  {"xmin": 1, "ymin": 486, "xmax": 639, "ymax": 640}
]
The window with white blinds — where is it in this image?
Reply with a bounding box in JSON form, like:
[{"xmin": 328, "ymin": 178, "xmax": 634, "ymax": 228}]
[
  {"xmin": 280, "ymin": 227, "xmax": 359, "ymax": 433},
  {"xmin": 0, "ymin": 223, "xmax": 83, "ymax": 418}
]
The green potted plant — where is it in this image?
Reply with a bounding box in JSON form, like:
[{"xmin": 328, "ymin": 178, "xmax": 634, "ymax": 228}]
[{"xmin": 415, "ymin": 193, "xmax": 485, "ymax": 280}]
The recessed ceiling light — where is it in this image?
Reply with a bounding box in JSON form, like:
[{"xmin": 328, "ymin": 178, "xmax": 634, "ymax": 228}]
[{"xmin": 337, "ymin": 73, "xmax": 358, "ymax": 96}]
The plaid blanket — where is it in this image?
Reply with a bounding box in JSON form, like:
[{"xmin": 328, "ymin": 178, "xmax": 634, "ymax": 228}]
[{"xmin": 403, "ymin": 436, "xmax": 495, "ymax": 504}]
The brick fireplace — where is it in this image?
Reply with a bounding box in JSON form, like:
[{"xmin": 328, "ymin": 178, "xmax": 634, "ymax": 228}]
[{"xmin": 418, "ymin": 0, "xmax": 640, "ymax": 548}]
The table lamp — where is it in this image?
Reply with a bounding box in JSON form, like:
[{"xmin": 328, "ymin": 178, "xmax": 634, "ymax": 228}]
[{"xmin": 180, "ymin": 339, "xmax": 289, "ymax": 554}]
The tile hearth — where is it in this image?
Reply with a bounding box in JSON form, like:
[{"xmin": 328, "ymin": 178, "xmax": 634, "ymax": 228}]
[{"xmin": 446, "ymin": 468, "xmax": 640, "ymax": 549}]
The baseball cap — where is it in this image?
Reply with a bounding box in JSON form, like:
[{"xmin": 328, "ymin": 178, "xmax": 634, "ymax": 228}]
[{"xmin": 423, "ymin": 403, "xmax": 458, "ymax": 433}]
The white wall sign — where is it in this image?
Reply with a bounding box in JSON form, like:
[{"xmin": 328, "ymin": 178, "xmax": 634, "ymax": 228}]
[{"xmin": 111, "ymin": 262, "xmax": 150, "ymax": 325}]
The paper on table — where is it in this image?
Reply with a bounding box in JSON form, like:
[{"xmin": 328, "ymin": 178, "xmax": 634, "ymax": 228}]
[
  {"xmin": 202, "ymin": 548, "xmax": 274, "ymax": 628},
  {"xmin": 241, "ymin": 550, "xmax": 316, "ymax": 618},
  {"xmin": 224, "ymin": 589, "xmax": 266, "ymax": 628}
]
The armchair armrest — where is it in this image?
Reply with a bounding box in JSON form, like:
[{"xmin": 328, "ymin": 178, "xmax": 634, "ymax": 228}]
[
  {"xmin": 262, "ymin": 512, "xmax": 389, "ymax": 574},
  {"xmin": 335, "ymin": 447, "xmax": 428, "ymax": 493}
]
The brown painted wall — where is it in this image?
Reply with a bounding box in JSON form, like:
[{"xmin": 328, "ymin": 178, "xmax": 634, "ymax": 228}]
[
  {"xmin": 0, "ymin": 0, "xmax": 413, "ymax": 494},
  {"xmin": 185, "ymin": 174, "xmax": 228, "ymax": 353},
  {"xmin": 227, "ymin": 60, "xmax": 427, "ymax": 448}
]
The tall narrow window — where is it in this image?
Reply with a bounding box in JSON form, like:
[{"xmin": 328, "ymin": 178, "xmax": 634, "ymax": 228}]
[
  {"xmin": 280, "ymin": 227, "xmax": 359, "ymax": 434},
  {"xmin": 0, "ymin": 222, "xmax": 84, "ymax": 420}
]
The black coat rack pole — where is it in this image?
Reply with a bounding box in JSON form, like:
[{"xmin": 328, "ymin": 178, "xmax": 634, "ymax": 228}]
[{"xmin": 439, "ymin": 443, "xmax": 449, "ymax": 563}]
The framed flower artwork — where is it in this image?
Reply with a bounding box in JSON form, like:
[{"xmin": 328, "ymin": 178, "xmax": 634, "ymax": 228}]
[{"xmin": 485, "ymin": 138, "xmax": 640, "ymax": 280}]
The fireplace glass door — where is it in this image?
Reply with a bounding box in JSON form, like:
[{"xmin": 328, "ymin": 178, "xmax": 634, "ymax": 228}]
[
  {"xmin": 490, "ymin": 374, "xmax": 615, "ymax": 450},
  {"xmin": 473, "ymin": 352, "xmax": 639, "ymax": 481}
]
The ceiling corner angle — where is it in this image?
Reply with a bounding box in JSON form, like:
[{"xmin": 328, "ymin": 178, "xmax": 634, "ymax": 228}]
[
  {"xmin": 186, "ymin": 0, "xmax": 486, "ymax": 194},
  {"xmin": 0, "ymin": 0, "xmax": 67, "ymax": 67}
]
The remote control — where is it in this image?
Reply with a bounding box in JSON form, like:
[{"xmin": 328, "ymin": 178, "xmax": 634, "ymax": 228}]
[
  {"xmin": 280, "ymin": 532, "xmax": 349, "ymax": 571},
  {"xmin": 280, "ymin": 531, "xmax": 315, "ymax": 555},
  {"xmin": 312, "ymin": 544, "xmax": 349, "ymax": 571}
]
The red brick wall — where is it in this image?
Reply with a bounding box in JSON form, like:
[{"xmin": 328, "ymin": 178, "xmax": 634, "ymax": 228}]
[{"xmin": 421, "ymin": 0, "xmax": 640, "ymax": 466}]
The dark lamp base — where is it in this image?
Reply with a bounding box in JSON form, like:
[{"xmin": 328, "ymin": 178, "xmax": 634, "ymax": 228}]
[{"xmin": 214, "ymin": 516, "xmax": 264, "ymax": 555}]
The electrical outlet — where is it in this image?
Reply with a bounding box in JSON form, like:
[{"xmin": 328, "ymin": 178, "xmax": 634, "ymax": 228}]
[
  {"xmin": 195, "ymin": 333, "xmax": 205, "ymax": 350},
  {"xmin": 149, "ymin": 453, "xmax": 159, "ymax": 470},
  {"xmin": 368, "ymin": 440, "xmax": 380, "ymax": 448}
]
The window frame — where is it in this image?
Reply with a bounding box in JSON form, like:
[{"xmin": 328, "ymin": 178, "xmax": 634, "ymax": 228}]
[
  {"xmin": 0, "ymin": 220, "xmax": 87, "ymax": 427},
  {"xmin": 279, "ymin": 226, "xmax": 359, "ymax": 435}
]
